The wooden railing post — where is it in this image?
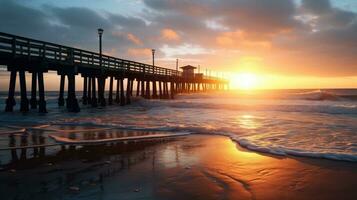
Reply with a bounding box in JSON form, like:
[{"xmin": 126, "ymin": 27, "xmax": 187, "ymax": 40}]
[
  {"xmin": 42, "ymin": 44, "xmax": 46, "ymax": 59},
  {"xmin": 68, "ymin": 48, "xmax": 74, "ymax": 64},
  {"xmin": 59, "ymin": 46, "xmax": 62, "ymax": 61},
  {"xmin": 12, "ymin": 36, "xmax": 16, "ymax": 57}
]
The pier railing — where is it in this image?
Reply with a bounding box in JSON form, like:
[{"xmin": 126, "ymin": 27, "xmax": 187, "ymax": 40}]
[{"xmin": 0, "ymin": 32, "xmax": 187, "ymax": 77}]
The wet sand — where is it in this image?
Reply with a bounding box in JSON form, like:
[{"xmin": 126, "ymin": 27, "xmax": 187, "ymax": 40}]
[{"xmin": 1, "ymin": 134, "xmax": 357, "ymax": 200}]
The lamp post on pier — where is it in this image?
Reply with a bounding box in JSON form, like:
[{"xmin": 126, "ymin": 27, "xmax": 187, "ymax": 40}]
[
  {"xmin": 97, "ymin": 28, "xmax": 106, "ymax": 106},
  {"xmin": 152, "ymin": 49, "xmax": 155, "ymax": 67},
  {"xmin": 176, "ymin": 58, "xmax": 178, "ymax": 76},
  {"xmin": 98, "ymin": 28, "xmax": 103, "ymax": 67}
]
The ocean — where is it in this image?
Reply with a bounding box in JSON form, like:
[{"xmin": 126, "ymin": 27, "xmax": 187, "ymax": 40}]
[{"xmin": 0, "ymin": 89, "xmax": 357, "ymax": 165}]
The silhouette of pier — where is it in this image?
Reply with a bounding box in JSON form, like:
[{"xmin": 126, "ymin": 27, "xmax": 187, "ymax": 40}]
[{"xmin": 0, "ymin": 32, "xmax": 229, "ymax": 113}]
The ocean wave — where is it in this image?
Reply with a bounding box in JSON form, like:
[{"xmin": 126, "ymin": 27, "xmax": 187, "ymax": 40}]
[
  {"xmin": 235, "ymin": 137, "xmax": 357, "ymax": 162},
  {"xmin": 287, "ymin": 90, "xmax": 341, "ymax": 101},
  {"xmin": 137, "ymin": 99, "xmax": 357, "ymax": 115}
]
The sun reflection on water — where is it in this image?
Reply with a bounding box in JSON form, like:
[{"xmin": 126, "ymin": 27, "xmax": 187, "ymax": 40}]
[{"xmin": 236, "ymin": 115, "xmax": 260, "ymax": 129}]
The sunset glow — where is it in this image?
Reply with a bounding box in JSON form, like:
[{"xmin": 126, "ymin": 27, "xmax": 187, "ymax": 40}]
[{"xmin": 231, "ymin": 73, "xmax": 260, "ymax": 90}]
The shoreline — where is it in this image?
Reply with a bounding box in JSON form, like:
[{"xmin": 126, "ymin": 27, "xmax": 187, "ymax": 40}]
[
  {"xmin": 0, "ymin": 134, "xmax": 356, "ymax": 200},
  {"xmin": 209, "ymin": 133, "xmax": 357, "ymax": 163}
]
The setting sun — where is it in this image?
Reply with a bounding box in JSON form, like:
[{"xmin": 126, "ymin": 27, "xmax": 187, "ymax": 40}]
[{"xmin": 230, "ymin": 73, "xmax": 259, "ymax": 90}]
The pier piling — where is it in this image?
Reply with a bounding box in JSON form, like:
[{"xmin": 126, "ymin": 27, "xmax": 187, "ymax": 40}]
[
  {"xmin": 120, "ymin": 78, "xmax": 125, "ymax": 106},
  {"xmin": 152, "ymin": 81, "xmax": 158, "ymax": 99},
  {"xmin": 87, "ymin": 76, "xmax": 92, "ymax": 105},
  {"xmin": 126, "ymin": 78, "xmax": 131, "ymax": 104},
  {"xmin": 5, "ymin": 70, "xmax": 17, "ymax": 112},
  {"xmin": 108, "ymin": 76, "xmax": 113, "ymax": 105},
  {"xmin": 30, "ymin": 72, "xmax": 38, "ymax": 109},
  {"xmin": 91, "ymin": 77, "xmax": 98, "ymax": 107},
  {"xmin": 19, "ymin": 70, "xmax": 29, "ymax": 112},
  {"xmin": 146, "ymin": 80, "xmax": 150, "ymax": 99},
  {"xmin": 115, "ymin": 78, "xmax": 120, "ymax": 104},
  {"xmin": 66, "ymin": 74, "xmax": 80, "ymax": 112},
  {"xmin": 58, "ymin": 74, "xmax": 65, "ymax": 107},
  {"xmin": 136, "ymin": 80, "xmax": 140, "ymax": 97},
  {"xmin": 37, "ymin": 72, "xmax": 47, "ymax": 113},
  {"xmin": 159, "ymin": 81, "xmax": 163, "ymax": 99},
  {"xmin": 82, "ymin": 76, "xmax": 88, "ymax": 105}
]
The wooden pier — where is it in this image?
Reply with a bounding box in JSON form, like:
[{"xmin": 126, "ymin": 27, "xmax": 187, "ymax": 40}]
[{"xmin": 0, "ymin": 32, "xmax": 229, "ymax": 113}]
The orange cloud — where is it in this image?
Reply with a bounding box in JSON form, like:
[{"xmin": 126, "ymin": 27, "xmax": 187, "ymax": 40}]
[
  {"xmin": 127, "ymin": 48, "xmax": 151, "ymax": 57},
  {"xmin": 161, "ymin": 28, "xmax": 180, "ymax": 41},
  {"xmin": 127, "ymin": 33, "xmax": 142, "ymax": 45},
  {"xmin": 112, "ymin": 31, "xmax": 142, "ymax": 45},
  {"xmin": 216, "ymin": 30, "xmax": 271, "ymax": 49}
]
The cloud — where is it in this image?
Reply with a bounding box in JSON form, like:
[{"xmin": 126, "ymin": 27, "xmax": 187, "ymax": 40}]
[
  {"xmin": 112, "ymin": 32, "xmax": 142, "ymax": 45},
  {"xmin": 127, "ymin": 48, "xmax": 151, "ymax": 57},
  {"xmin": 302, "ymin": 0, "xmax": 332, "ymax": 14},
  {"xmin": 160, "ymin": 28, "xmax": 180, "ymax": 41},
  {"xmin": 160, "ymin": 44, "xmax": 214, "ymax": 58},
  {"xmin": 127, "ymin": 33, "xmax": 143, "ymax": 45},
  {"xmin": 301, "ymin": 0, "xmax": 356, "ymax": 30}
]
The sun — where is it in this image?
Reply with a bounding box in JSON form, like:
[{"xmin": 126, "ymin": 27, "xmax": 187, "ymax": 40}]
[{"xmin": 230, "ymin": 73, "xmax": 259, "ymax": 90}]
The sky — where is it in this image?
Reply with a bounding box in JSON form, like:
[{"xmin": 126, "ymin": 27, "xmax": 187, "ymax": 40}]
[{"xmin": 0, "ymin": 0, "xmax": 357, "ymax": 89}]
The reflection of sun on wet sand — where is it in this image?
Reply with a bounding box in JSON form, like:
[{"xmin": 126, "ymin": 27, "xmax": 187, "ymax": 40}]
[
  {"xmin": 50, "ymin": 131, "xmax": 190, "ymax": 144},
  {"xmin": 0, "ymin": 134, "xmax": 356, "ymax": 200}
]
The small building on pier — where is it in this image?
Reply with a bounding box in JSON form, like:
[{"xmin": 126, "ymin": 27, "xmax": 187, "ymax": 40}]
[
  {"xmin": 180, "ymin": 65, "xmax": 196, "ymax": 79},
  {"xmin": 195, "ymin": 73, "xmax": 203, "ymax": 80}
]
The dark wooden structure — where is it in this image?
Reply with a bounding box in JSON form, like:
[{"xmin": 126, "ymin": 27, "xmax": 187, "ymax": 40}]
[{"xmin": 0, "ymin": 32, "xmax": 229, "ymax": 113}]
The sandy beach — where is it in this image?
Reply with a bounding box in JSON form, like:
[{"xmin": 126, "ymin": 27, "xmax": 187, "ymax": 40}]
[{"xmin": 1, "ymin": 134, "xmax": 356, "ymax": 200}]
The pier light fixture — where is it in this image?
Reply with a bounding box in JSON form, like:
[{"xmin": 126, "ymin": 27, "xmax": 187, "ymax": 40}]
[
  {"xmin": 176, "ymin": 58, "xmax": 179, "ymax": 76},
  {"xmin": 97, "ymin": 28, "xmax": 104, "ymax": 36},
  {"xmin": 152, "ymin": 49, "xmax": 155, "ymax": 67}
]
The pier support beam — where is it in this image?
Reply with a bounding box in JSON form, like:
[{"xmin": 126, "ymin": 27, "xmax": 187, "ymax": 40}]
[
  {"xmin": 145, "ymin": 80, "xmax": 150, "ymax": 99},
  {"xmin": 98, "ymin": 77, "xmax": 106, "ymax": 107},
  {"xmin": 126, "ymin": 78, "xmax": 131, "ymax": 104},
  {"xmin": 115, "ymin": 78, "xmax": 120, "ymax": 104},
  {"xmin": 141, "ymin": 79, "xmax": 145, "ymax": 97},
  {"xmin": 37, "ymin": 72, "xmax": 47, "ymax": 113},
  {"xmin": 66, "ymin": 74, "xmax": 80, "ymax": 112},
  {"xmin": 108, "ymin": 76, "xmax": 113, "ymax": 105},
  {"xmin": 120, "ymin": 78, "xmax": 125, "ymax": 106},
  {"xmin": 91, "ymin": 77, "xmax": 98, "ymax": 107},
  {"xmin": 136, "ymin": 80, "xmax": 140, "ymax": 97},
  {"xmin": 19, "ymin": 70, "xmax": 29, "ymax": 112},
  {"xmin": 159, "ymin": 81, "xmax": 163, "ymax": 99},
  {"xmin": 58, "ymin": 75, "xmax": 65, "ymax": 106},
  {"xmin": 177, "ymin": 82, "xmax": 180, "ymax": 93},
  {"xmin": 164, "ymin": 82, "xmax": 169, "ymax": 98},
  {"xmin": 152, "ymin": 80, "xmax": 158, "ymax": 99},
  {"xmin": 30, "ymin": 72, "xmax": 37, "ymax": 109},
  {"xmin": 170, "ymin": 82, "xmax": 175, "ymax": 99},
  {"xmin": 82, "ymin": 76, "xmax": 88, "ymax": 105},
  {"xmin": 87, "ymin": 76, "xmax": 92, "ymax": 105},
  {"xmin": 130, "ymin": 79, "xmax": 134, "ymax": 97},
  {"xmin": 5, "ymin": 70, "xmax": 17, "ymax": 112}
]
